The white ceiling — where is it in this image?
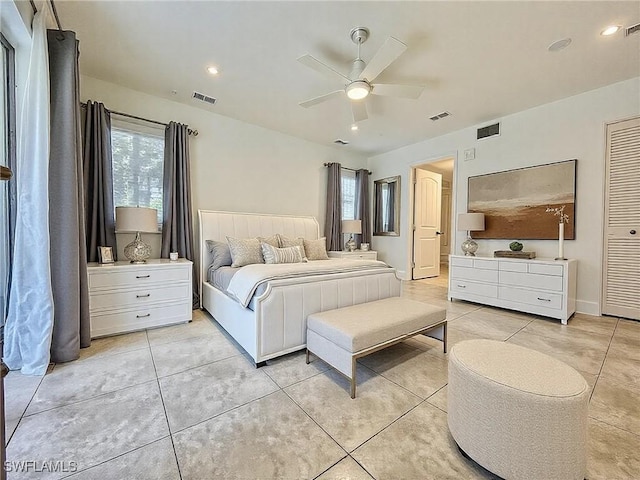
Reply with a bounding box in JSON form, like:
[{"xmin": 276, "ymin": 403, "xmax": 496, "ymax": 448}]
[{"xmin": 58, "ymin": 1, "xmax": 640, "ymax": 156}]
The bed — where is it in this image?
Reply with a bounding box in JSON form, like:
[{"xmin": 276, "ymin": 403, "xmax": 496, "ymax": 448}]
[{"xmin": 198, "ymin": 210, "xmax": 402, "ymax": 365}]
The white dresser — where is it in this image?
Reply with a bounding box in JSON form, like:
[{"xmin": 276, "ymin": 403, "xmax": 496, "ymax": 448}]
[
  {"xmin": 87, "ymin": 259, "xmax": 192, "ymax": 337},
  {"xmin": 448, "ymin": 255, "xmax": 577, "ymax": 323},
  {"xmin": 328, "ymin": 250, "xmax": 378, "ymax": 260}
]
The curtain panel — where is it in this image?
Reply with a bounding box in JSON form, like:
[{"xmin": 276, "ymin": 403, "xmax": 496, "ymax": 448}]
[
  {"xmin": 161, "ymin": 122, "xmax": 199, "ymax": 308},
  {"xmin": 4, "ymin": 12, "xmax": 55, "ymax": 375},
  {"xmin": 82, "ymin": 101, "xmax": 117, "ymax": 262},
  {"xmin": 324, "ymin": 163, "xmax": 342, "ymax": 251},
  {"xmin": 48, "ymin": 29, "xmax": 91, "ymax": 362},
  {"xmin": 355, "ymin": 169, "xmax": 371, "ymax": 247}
]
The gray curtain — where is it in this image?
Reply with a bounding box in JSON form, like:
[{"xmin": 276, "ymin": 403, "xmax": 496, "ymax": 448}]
[
  {"xmin": 161, "ymin": 122, "xmax": 199, "ymax": 308},
  {"xmin": 354, "ymin": 169, "xmax": 371, "ymax": 247},
  {"xmin": 47, "ymin": 30, "xmax": 91, "ymax": 362},
  {"xmin": 82, "ymin": 101, "xmax": 116, "ymax": 262},
  {"xmin": 324, "ymin": 163, "xmax": 342, "ymax": 251}
]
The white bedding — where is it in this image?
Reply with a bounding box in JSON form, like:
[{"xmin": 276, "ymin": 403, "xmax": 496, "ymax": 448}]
[{"xmin": 227, "ymin": 259, "xmax": 391, "ymax": 307}]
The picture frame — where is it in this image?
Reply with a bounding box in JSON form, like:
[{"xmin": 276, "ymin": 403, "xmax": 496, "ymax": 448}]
[
  {"xmin": 98, "ymin": 246, "xmax": 115, "ymax": 264},
  {"xmin": 468, "ymin": 159, "xmax": 577, "ymax": 240}
]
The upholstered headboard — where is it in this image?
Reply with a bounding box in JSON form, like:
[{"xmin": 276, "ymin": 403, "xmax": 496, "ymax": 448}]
[{"xmin": 197, "ymin": 210, "xmax": 320, "ymax": 299}]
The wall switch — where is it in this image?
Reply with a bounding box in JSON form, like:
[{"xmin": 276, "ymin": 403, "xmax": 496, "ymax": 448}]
[{"xmin": 464, "ymin": 148, "xmax": 476, "ymax": 161}]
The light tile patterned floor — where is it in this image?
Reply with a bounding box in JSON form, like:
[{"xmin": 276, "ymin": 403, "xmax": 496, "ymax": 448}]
[{"xmin": 4, "ymin": 267, "xmax": 640, "ymax": 479}]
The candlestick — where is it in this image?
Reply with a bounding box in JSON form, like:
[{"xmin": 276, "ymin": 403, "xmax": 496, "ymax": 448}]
[{"xmin": 556, "ymin": 222, "xmax": 565, "ymax": 260}]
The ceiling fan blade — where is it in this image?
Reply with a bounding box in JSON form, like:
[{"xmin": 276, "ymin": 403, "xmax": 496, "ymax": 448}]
[
  {"xmin": 360, "ymin": 36, "xmax": 407, "ymax": 83},
  {"xmin": 299, "ymin": 90, "xmax": 344, "ymax": 108},
  {"xmin": 371, "ymin": 83, "xmax": 424, "ymax": 99},
  {"xmin": 351, "ymin": 101, "xmax": 368, "ymax": 123},
  {"xmin": 297, "ymin": 54, "xmax": 350, "ymax": 83}
]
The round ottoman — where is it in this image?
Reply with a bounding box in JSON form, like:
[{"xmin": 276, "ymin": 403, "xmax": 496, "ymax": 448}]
[{"xmin": 448, "ymin": 339, "xmax": 589, "ymax": 480}]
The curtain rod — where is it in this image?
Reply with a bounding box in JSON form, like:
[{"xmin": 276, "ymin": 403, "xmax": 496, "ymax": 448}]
[
  {"xmin": 29, "ymin": 0, "xmax": 63, "ymax": 31},
  {"xmin": 324, "ymin": 163, "xmax": 371, "ymax": 175},
  {"xmin": 81, "ymin": 102, "xmax": 198, "ymax": 136}
]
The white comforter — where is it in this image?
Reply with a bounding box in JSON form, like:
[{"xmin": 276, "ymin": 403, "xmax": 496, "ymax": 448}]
[{"xmin": 227, "ymin": 259, "xmax": 391, "ymax": 307}]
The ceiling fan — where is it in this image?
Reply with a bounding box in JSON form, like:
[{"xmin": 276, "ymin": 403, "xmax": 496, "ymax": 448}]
[{"xmin": 297, "ymin": 27, "xmax": 424, "ymax": 123}]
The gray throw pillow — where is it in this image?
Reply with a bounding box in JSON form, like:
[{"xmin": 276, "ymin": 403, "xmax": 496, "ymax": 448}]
[
  {"xmin": 278, "ymin": 234, "xmax": 305, "ymax": 250},
  {"xmin": 205, "ymin": 240, "xmax": 232, "ymax": 271},
  {"xmin": 261, "ymin": 243, "xmax": 305, "ymax": 264}
]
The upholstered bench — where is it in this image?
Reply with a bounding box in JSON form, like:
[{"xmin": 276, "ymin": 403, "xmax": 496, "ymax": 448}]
[
  {"xmin": 448, "ymin": 339, "xmax": 589, "ymax": 480},
  {"xmin": 306, "ymin": 297, "xmax": 447, "ymax": 398}
]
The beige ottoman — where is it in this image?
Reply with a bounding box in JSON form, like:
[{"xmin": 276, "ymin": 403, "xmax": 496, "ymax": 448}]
[
  {"xmin": 448, "ymin": 339, "xmax": 589, "ymax": 480},
  {"xmin": 306, "ymin": 297, "xmax": 446, "ymax": 398}
]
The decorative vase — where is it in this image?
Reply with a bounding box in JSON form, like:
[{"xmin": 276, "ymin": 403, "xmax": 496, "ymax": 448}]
[{"xmin": 555, "ymin": 223, "xmax": 566, "ymax": 260}]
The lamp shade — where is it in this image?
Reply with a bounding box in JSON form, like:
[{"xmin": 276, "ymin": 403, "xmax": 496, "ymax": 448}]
[
  {"xmin": 457, "ymin": 213, "xmax": 485, "ymax": 232},
  {"xmin": 115, "ymin": 206, "xmax": 158, "ymax": 233},
  {"xmin": 342, "ymin": 219, "xmax": 362, "ymax": 234}
]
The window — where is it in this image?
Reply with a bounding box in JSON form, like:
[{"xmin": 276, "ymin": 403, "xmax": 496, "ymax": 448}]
[
  {"xmin": 341, "ymin": 169, "xmax": 356, "ymax": 220},
  {"xmin": 1, "ymin": 33, "xmax": 16, "ymax": 321},
  {"xmin": 110, "ymin": 118, "xmax": 165, "ymax": 226}
]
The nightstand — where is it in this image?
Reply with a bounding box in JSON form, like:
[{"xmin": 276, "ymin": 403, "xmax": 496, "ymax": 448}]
[
  {"xmin": 328, "ymin": 250, "xmax": 378, "ymax": 261},
  {"xmin": 87, "ymin": 259, "xmax": 192, "ymax": 337}
]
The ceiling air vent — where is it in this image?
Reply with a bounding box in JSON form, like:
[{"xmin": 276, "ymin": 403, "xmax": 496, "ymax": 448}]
[
  {"xmin": 625, "ymin": 23, "xmax": 640, "ymax": 37},
  {"xmin": 333, "ymin": 139, "xmax": 349, "ymax": 145},
  {"xmin": 192, "ymin": 91, "xmax": 217, "ymax": 105},
  {"xmin": 429, "ymin": 111, "xmax": 451, "ymax": 121},
  {"xmin": 477, "ymin": 122, "xmax": 500, "ymax": 140}
]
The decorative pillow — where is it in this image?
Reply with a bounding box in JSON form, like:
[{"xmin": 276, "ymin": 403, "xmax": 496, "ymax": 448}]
[
  {"xmin": 278, "ymin": 234, "xmax": 305, "ymax": 250},
  {"xmin": 226, "ymin": 236, "xmax": 263, "ymax": 267},
  {"xmin": 261, "ymin": 243, "xmax": 305, "ymax": 264},
  {"xmin": 304, "ymin": 237, "xmax": 329, "ymax": 260},
  {"xmin": 257, "ymin": 235, "xmax": 280, "ymax": 248},
  {"xmin": 205, "ymin": 240, "xmax": 233, "ymax": 271}
]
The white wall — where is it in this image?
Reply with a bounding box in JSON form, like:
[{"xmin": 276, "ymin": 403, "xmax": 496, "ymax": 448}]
[
  {"xmin": 80, "ymin": 75, "xmax": 367, "ymax": 259},
  {"xmin": 368, "ymin": 77, "xmax": 640, "ymax": 316}
]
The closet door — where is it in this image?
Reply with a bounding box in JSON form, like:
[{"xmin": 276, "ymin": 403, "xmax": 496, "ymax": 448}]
[{"xmin": 602, "ymin": 117, "xmax": 640, "ymax": 320}]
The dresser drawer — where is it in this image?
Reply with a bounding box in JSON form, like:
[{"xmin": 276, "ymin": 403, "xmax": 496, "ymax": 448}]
[
  {"xmin": 499, "ymin": 271, "xmax": 563, "ymax": 292},
  {"xmin": 90, "ymin": 302, "xmax": 192, "ymax": 338},
  {"xmin": 450, "ymin": 280, "xmax": 498, "ymax": 298},
  {"xmin": 450, "ymin": 265, "xmax": 499, "ymax": 283},
  {"xmin": 450, "ymin": 256, "xmax": 474, "ymax": 267},
  {"xmin": 89, "ymin": 266, "xmax": 190, "ymax": 289},
  {"xmin": 529, "ymin": 263, "xmax": 564, "ymax": 276},
  {"xmin": 499, "ymin": 261, "xmax": 529, "ymax": 272},
  {"xmin": 473, "ymin": 258, "xmax": 498, "ymax": 270},
  {"xmin": 89, "ymin": 283, "xmax": 191, "ymax": 312},
  {"xmin": 499, "ymin": 286, "xmax": 563, "ymax": 310}
]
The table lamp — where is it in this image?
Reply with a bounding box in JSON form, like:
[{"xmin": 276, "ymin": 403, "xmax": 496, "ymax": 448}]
[
  {"xmin": 115, "ymin": 206, "xmax": 158, "ymax": 263},
  {"xmin": 457, "ymin": 212, "xmax": 485, "ymax": 256},
  {"xmin": 342, "ymin": 219, "xmax": 362, "ymax": 252}
]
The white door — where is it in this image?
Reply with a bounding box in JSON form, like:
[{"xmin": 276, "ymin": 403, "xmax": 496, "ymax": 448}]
[
  {"xmin": 413, "ymin": 168, "xmax": 442, "ymax": 279},
  {"xmin": 602, "ymin": 117, "xmax": 640, "ymax": 320}
]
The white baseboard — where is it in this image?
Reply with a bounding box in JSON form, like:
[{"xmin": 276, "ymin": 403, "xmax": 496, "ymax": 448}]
[
  {"xmin": 396, "ymin": 270, "xmax": 410, "ymax": 281},
  {"xmin": 575, "ymin": 300, "xmax": 600, "ymax": 317}
]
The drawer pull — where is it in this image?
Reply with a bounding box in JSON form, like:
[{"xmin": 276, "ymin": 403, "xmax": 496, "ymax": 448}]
[
  {"xmin": 537, "ymin": 297, "xmax": 551, "ymax": 302},
  {"xmin": 136, "ymin": 275, "xmax": 150, "ymax": 279},
  {"xmin": 136, "ymin": 313, "xmax": 151, "ymax": 318},
  {"xmin": 457, "ymin": 284, "xmax": 466, "ymax": 288},
  {"xmin": 136, "ymin": 294, "xmax": 150, "ymax": 298}
]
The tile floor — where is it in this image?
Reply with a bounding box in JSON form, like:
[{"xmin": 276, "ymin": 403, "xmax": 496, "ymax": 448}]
[{"xmin": 4, "ymin": 268, "xmax": 640, "ymax": 479}]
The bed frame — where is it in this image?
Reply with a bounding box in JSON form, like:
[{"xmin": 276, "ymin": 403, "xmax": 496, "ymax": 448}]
[{"xmin": 198, "ymin": 210, "xmax": 401, "ymax": 365}]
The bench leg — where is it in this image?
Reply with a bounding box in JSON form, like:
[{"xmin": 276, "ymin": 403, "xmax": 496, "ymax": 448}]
[
  {"xmin": 305, "ymin": 349, "xmax": 310, "ymax": 364},
  {"xmin": 350, "ymin": 357, "xmax": 357, "ymax": 399},
  {"xmin": 443, "ymin": 322, "xmax": 448, "ymax": 354}
]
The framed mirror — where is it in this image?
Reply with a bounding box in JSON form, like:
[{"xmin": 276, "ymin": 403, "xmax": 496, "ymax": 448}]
[{"xmin": 374, "ymin": 176, "xmax": 401, "ymax": 236}]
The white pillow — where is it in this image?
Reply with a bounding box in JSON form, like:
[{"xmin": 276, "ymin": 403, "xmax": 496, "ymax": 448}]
[{"xmin": 261, "ymin": 243, "xmax": 306, "ymax": 264}]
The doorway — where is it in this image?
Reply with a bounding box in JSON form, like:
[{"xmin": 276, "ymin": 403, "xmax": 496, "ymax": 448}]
[{"xmin": 410, "ymin": 158, "xmax": 454, "ymax": 280}]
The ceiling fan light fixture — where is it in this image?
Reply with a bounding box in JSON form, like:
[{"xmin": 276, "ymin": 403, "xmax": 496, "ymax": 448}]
[{"xmin": 346, "ymin": 81, "xmax": 370, "ymax": 100}]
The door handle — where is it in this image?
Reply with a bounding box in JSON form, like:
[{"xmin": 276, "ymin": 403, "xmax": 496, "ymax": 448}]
[
  {"xmin": 631, "ymin": 230, "xmax": 637, "ymax": 235},
  {"xmin": 436, "ymin": 231, "xmax": 443, "ymax": 235}
]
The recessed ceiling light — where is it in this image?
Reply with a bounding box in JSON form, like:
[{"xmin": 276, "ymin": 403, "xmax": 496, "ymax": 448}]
[
  {"xmin": 601, "ymin": 25, "xmax": 622, "ymax": 36},
  {"xmin": 207, "ymin": 66, "xmax": 219, "ymax": 75},
  {"xmin": 548, "ymin": 38, "xmax": 572, "ymax": 52},
  {"xmin": 351, "ymin": 124, "xmax": 358, "ymax": 131}
]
